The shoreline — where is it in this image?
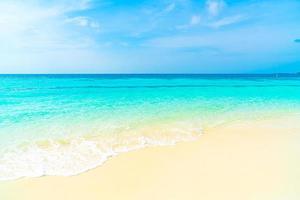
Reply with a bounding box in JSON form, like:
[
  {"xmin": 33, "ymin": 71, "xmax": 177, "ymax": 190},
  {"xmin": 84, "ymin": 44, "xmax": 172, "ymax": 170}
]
[{"xmin": 1, "ymin": 117, "xmax": 300, "ymax": 200}]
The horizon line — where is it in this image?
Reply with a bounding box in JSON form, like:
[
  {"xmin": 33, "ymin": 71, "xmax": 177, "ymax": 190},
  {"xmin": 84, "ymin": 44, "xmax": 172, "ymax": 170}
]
[{"xmin": 0, "ymin": 72, "xmax": 299, "ymax": 75}]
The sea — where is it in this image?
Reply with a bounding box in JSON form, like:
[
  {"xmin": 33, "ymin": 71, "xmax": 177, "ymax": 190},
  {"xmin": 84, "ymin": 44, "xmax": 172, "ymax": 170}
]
[{"xmin": 0, "ymin": 74, "xmax": 299, "ymax": 180}]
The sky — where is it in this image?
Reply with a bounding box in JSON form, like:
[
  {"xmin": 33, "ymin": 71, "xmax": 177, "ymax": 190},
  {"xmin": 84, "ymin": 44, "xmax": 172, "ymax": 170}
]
[{"xmin": 0, "ymin": 0, "xmax": 299, "ymax": 73}]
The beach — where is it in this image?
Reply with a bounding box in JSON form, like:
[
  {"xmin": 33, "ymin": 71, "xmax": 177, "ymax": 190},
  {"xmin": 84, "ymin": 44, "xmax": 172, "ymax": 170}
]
[
  {"xmin": 0, "ymin": 0, "xmax": 299, "ymax": 198},
  {"xmin": 1, "ymin": 116, "xmax": 300, "ymax": 200}
]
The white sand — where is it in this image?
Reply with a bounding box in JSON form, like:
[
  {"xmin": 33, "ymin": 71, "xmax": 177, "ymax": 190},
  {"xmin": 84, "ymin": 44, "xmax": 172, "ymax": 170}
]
[{"xmin": 1, "ymin": 117, "xmax": 300, "ymax": 200}]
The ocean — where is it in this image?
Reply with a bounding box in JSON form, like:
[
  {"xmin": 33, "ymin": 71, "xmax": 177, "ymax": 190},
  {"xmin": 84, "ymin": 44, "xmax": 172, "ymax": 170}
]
[{"xmin": 0, "ymin": 74, "xmax": 300, "ymax": 180}]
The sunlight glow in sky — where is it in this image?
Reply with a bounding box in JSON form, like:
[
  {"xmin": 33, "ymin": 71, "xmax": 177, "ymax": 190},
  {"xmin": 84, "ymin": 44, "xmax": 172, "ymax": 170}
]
[{"xmin": 0, "ymin": 0, "xmax": 299, "ymax": 73}]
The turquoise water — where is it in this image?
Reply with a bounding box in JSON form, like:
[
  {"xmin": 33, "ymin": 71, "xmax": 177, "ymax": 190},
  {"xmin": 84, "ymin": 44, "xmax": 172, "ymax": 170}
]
[{"xmin": 0, "ymin": 74, "xmax": 300, "ymax": 180}]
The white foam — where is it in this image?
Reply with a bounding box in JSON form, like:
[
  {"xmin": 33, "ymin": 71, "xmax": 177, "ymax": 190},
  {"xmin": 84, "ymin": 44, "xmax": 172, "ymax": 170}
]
[{"xmin": 0, "ymin": 124, "xmax": 202, "ymax": 181}]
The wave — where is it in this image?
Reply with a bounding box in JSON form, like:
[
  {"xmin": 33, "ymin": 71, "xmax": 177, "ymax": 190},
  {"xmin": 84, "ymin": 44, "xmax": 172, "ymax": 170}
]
[{"xmin": 0, "ymin": 121, "xmax": 202, "ymax": 181}]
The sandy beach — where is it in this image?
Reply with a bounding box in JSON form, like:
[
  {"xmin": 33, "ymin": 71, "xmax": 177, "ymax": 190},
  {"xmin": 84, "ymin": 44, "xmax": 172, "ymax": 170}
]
[
  {"xmin": 0, "ymin": 0, "xmax": 299, "ymax": 198},
  {"xmin": 1, "ymin": 117, "xmax": 300, "ymax": 200}
]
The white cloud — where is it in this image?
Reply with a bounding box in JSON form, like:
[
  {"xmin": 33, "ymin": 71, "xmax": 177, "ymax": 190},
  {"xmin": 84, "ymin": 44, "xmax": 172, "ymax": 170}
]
[
  {"xmin": 209, "ymin": 15, "xmax": 245, "ymax": 28},
  {"xmin": 176, "ymin": 0, "xmax": 227, "ymax": 30},
  {"xmin": 65, "ymin": 16, "xmax": 100, "ymax": 31},
  {"xmin": 0, "ymin": 2, "xmax": 56, "ymax": 35},
  {"xmin": 176, "ymin": 15, "xmax": 201, "ymax": 29},
  {"xmin": 206, "ymin": 0, "xmax": 226, "ymax": 17},
  {"xmin": 0, "ymin": 0, "xmax": 98, "ymax": 52},
  {"xmin": 66, "ymin": 16, "xmax": 89, "ymax": 26},
  {"xmin": 190, "ymin": 15, "xmax": 201, "ymax": 25}
]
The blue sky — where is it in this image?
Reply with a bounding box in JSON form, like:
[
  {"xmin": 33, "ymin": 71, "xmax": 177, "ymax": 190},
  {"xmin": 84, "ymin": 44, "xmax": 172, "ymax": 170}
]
[{"xmin": 0, "ymin": 0, "xmax": 299, "ymax": 73}]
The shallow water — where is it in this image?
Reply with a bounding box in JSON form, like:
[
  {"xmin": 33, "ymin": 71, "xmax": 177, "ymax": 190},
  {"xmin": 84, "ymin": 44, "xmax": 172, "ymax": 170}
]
[{"xmin": 0, "ymin": 74, "xmax": 300, "ymax": 180}]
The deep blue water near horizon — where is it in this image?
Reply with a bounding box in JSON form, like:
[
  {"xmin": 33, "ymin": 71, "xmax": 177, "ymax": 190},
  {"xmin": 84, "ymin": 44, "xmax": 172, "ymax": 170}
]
[
  {"xmin": 0, "ymin": 73, "xmax": 299, "ymax": 78},
  {"xmin": 0, "ymin": 74, "xmax": 300, "ymax": 180}
]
